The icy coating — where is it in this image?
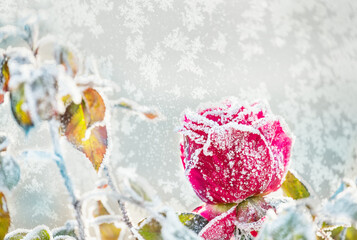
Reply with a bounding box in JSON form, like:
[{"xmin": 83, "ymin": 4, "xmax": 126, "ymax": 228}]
[{"xmin": 179, "ymin": 99, "xmax": 293, "ymax": 204}]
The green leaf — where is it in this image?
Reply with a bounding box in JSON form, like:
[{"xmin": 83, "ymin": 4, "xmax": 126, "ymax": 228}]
[
  {"xmin": 0, "ymin": 192, "xmax": 10, "ymax": 240},
  {"xmin": 25, "ymin": 226, "xmax": 51, "ymax": 240},
  {"xmin": 178, "ymin": 213, "xmax": 208, "ymax": 234},
  {"xmin": 136, "ymin": 217, "xmax": 163, "ymax": 240},
  {"xmin": 281, "ymin": 170, "xmax": 310, "ymax": 200}
]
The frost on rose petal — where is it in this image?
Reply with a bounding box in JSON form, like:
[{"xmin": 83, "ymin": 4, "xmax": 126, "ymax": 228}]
[
  {"xmin": 198, "ymin": 205, "xmax": 236, "ymax": 240},
  {"xmin": 179, "ymin": 99, "xmax": 293, "ymax": 204}
]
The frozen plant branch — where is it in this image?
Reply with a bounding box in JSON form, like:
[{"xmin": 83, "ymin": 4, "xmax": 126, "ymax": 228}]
[
  {"xmin": 96, "ymin": 165, "xmax": 135, "ymax": 232},
  {"xmin": 49, "ymin": 119, "xmax": 86, "ymax": 240}
]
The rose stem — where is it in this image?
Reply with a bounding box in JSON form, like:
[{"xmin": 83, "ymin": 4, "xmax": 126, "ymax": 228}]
[{"xmin": 49, "ymin": 119, "xmax": 86, "ymax": 240}]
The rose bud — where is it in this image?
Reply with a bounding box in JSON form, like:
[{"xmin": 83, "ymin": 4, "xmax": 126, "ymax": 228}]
[{"xmin": 179, "ymin": 99, "xmax": 293, "ymax": 204}]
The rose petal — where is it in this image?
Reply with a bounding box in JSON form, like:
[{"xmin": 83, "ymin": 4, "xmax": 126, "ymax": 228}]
[
  {"xmin": 185, "ymin": 123, "xmax": 274, "ymax": 203},
  {"xmin": 199, "ymin": 205, "xmax": 237, "ymax": 240}
]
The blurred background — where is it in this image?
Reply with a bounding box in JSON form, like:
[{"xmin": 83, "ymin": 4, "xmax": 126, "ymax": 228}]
[{"xmin": 1, "ymin": 0, "xmax": 357, "ymax": 230}]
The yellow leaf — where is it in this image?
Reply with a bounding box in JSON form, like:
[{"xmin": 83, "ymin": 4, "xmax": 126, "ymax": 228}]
[
  {"xmin": 281, "ymin": 171, "xmax": 310, "ymax": 200},
  {"xmin": 82, "ymin": 88, "xmax": 105, "ymax": 126},
  {"xmin": 60, "ymin": 88, "xmax": 107, "ymax": 171},
  {"xmin": 93, "ymin": 201, "xmax": 121, "ymax": 240},
  {"xmin": 0, "ymin": 192, "xmax": 10, "ymax": 240},
  {"xmin": 10, "ymin": 83, "xmax": 33, "ymax": 132},
  {"xmin": 1, "ymin": 60, "xmax": 10, "ymax": 92}
]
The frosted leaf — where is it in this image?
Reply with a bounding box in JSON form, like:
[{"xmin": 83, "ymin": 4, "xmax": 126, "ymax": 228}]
[
  {"xmin": 281, "ymin": 170, "xmax": 310, "ymax": 200},
  {"xmin": 135, "ymin": 216, "xmax": 162, "ymax": 240},
  {"xmin": 161, "ymin": 210, "xmax": 202, "ymax": 240},
  {"xmin": 52, "ymin": 221, "xmax": 77, "ymax": 239},
  {"xmin": 4, "ymin": 229, "xmax": 29, "ymax": 240},
  {"xmin": 114, "ymin": 98, "xmax": 161, "ymax": 120},
  {"xmin": 256, "ymin": 204, "xmax": 315, "ymax": 240},
  {"xmin": 0, "ymin": 154, "xmax": 20, "ymax": 191},
  {"xmin": 134, "ymin": 211, "xmax": 202, "ymax": 240},
  {"xmin": 178, "ymin": 213, "xmax": 209, "ymax": 234},
  {"xmin": 0, "ymin": 192, "xmax": 10, "ymax": 239},
  {"xmin": 91, "ymin": 201, "xmax": 122, "ymax": 240},
  {"xmin": 22, "ymin": 225, "xmax": 51, "ymax": 240},
  {"xmin": 116, "ymin": 168, "xmax": 157, "ymax": 204},
  {"xmin": 322, "ymin": 186, "xmax": 357, "ymax": 225},
  {"xmin": 5, "ymin": 47, "xmax": 36, "ymax": 89}
]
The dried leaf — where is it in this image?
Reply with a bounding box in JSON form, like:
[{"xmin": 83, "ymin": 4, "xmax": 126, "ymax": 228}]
[
  {"xmin": 281, "ymin": 170, "xmax": 310, "ymax": 200},
  {"xmin": 10, "ymin": 83, "xmax": 33, "ymax": 133},
  {"xmin": 93, "ymin": 201, "xmax": 121, "ymax": 240},
  {"xmin": 0, "ymin": 193, "xmax": 10, "ymax": 240},
  {"xmin": 0, "ymin": 94, "xmax": 3, "ymax": 104},
  {"xmin": 60, "ymin": 88, "xmax": 107, "ymax": 171}
]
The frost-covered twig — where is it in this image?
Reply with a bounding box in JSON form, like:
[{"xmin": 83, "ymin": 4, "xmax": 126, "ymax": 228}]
[
  {"xmin": 102, "ymin": 165, "xmax": 134, "ymax": 231},
  {"xmin": 49, "ymin": 119, "xmax": 86, "ymax": 240}
]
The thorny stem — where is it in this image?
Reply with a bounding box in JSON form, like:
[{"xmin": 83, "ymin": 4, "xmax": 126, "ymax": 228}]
[
  {"xmin": 49, "ymin": 120, "xmax": 86, "ymax": 240},
  {"xmin": 102, "ymin": 165, "xmax": 134, "ymax": 232}
]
